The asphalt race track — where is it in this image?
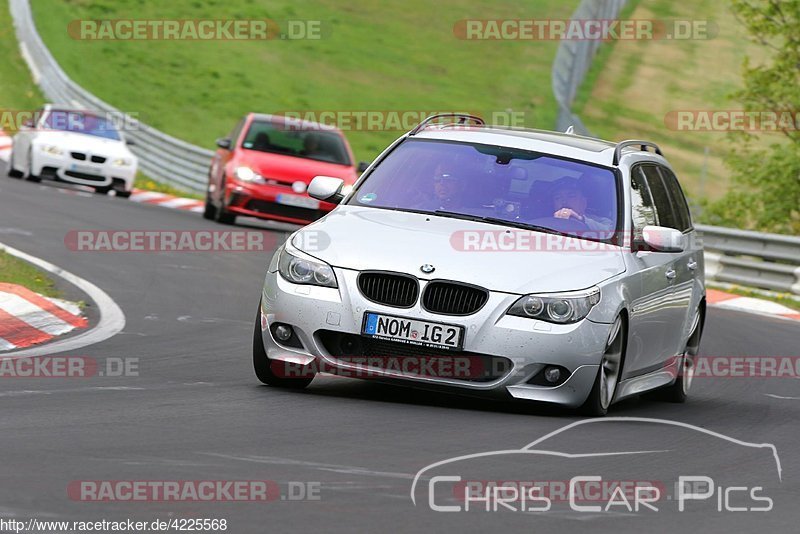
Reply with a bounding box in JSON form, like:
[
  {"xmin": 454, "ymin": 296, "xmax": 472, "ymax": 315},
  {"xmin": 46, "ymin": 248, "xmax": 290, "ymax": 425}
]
[{"xmin": 1, "ymin": 166, "xmax": 799, "ymax": 532}]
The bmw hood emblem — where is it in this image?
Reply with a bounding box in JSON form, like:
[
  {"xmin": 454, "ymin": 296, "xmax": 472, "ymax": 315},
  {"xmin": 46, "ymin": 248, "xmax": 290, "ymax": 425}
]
[{"xmin": 420, "ymin": 264, "xmax": 435, "ymax": 274}]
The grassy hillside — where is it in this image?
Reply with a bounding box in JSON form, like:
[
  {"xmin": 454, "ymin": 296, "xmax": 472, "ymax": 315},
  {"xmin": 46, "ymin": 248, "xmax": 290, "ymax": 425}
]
[
  {"xmin": 30, "ymin": 0, "xmax": 574, "ymax": 162},
  {"xmin": 574, "ymin": 0, "xmax": 764, "ymax": 201},
  {"xmin": 0, "ymin": 2, "xmax": 43, "ymax": 114}
]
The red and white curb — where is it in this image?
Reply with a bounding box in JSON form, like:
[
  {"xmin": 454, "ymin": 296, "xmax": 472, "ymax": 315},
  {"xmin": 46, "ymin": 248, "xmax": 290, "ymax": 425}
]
[
  {"xmin": 708, "ymin": 288, "xmax": 800, "ymax": 322},
  {"xmin": 0, "ymin": 283, "xmax": 87, "ymax": 352},
  {"xmin": 0, "ymin": 129, "xmax": 11, "ymax": 162},
  {"xmin": 127, "ymin": 190, "xmax": 205, "ymax": 213}
]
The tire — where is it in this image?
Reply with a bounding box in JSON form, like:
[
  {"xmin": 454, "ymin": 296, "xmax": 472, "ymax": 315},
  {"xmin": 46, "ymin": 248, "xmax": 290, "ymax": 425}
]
[
  {"xmin": 116, "ymin": 190, "xmax": 132, "ymax": 199},
  {"xmin": 24, "ymin": 149, "xmax": 41, "ymax": 182},
  {"xmin": 580, "ymin": 315, "xmax": 626, "ymax": 417},
  {"xmin": 7, "ymin": 151, "xmax": 23, "ymax": 178},
  {"xmin": 94, "ymin": 186, "xmax": 111, "ymax": 195},
  {"xmin": 659, "ymin": 308, "xmax": 704, "ymax": 403},
  {"xmin": 253, "ymin": 303, "xmax": 315, "ymax": 389},
  {"xmin": 214, "ymin": 185, "xmax": 236, "ymax": 225},
  {"xmin": 202, "ymin": 193, "xmax": 217, "ymax": 220}
]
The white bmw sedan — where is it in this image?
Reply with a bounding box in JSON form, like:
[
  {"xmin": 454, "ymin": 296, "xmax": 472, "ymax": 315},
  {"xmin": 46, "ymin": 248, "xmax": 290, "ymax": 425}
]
[
  {"xmin": 8, "ymin": 105, "xmax": 138, "ymax": 197},
  {"xmin": 253, "ymin": 114, "xmax": 705, "ymax": 416}
]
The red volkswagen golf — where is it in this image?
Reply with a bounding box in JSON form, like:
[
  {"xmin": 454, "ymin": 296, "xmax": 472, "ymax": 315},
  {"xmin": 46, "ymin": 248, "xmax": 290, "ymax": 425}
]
[{"xmin": 204, "ymin": 113, "xmax": 367, "ymax": 225}]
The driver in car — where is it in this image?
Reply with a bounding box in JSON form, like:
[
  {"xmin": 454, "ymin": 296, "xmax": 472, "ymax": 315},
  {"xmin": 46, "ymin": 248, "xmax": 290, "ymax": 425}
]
[
  {"xmin": 409, "ymin": 162, "xmax": 468, "ymax": 211},
  {"xmin": 551, "ymin": 177, "xmax": 612, "ymax": 231}
]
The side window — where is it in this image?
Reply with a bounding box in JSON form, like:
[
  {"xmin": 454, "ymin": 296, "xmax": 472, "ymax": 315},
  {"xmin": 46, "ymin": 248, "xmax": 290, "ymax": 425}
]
[
  {"xmin": 640, "ymin": 165, "xmax": 679, "ymax": 230},
  {"xmin": 228, "ymin": 119, "xmax": 245, "ymax": 147},
  {"xmin": 630, "ymin": 166, "xmax": 657, "ymax": 240},
  {"xmin": 657, "ymin": 167, "xmax": 692, "ymax": 232}
]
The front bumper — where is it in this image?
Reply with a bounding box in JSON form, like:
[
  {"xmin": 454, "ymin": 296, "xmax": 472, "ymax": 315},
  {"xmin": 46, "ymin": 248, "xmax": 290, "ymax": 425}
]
[
  {"xmin": 259, "ymin": 268, "xmax": 613, "ymax": 408},
  {"xmin": 225, "ymin": 179, "xmax": 335, "ymax": 225},
  {"xmin": 32, "ymin": 151, "xmax": 136, "ymax": 190}
]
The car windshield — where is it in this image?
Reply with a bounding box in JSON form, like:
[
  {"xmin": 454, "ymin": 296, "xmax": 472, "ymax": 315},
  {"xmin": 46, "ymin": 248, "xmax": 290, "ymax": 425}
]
[
  {"xmin": 241, "ymin": 120, "xmax": 351, "ymax": 166},
  {"xmin": 347, "ymin": 139, "xmax": 619, "ymax": 240},
  {"xmin": 42, "ymin": 110, "xmax": 122, "ymax": 141}
]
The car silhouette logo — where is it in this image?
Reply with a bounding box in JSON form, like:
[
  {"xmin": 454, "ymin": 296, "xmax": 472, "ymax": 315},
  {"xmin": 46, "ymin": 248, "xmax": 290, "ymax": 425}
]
[{"xmin": 420, "ymin": 264, "xmax": 435, "ymax": 274}]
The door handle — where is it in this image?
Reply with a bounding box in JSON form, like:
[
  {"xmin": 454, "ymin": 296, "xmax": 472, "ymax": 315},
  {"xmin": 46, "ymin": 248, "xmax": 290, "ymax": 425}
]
[
  {"xmin": 687, "ymin": 260, "xmax": 698, "ymax": 271},
  {"xmin": 665, "ymin": 269, "xmax": 677, "ymax": 280}
]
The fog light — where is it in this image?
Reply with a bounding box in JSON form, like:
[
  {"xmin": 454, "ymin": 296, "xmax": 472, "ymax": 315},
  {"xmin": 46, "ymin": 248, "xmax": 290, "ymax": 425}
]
[
  {"xmin": 544, "ymin": 366, "xmax": 562, "ymax": 384},
  {"xmin": 274, "ymin": 324, "xmax": 293, "ymax": 342}
]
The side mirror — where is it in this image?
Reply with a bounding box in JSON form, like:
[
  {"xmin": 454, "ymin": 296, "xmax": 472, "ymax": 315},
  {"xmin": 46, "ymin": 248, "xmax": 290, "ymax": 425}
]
[
  {"xmin": 216, "ymin": 137, "xmax": 232, "ymax": 150},
  {"xmin": 641, "ymin": 225, "xmax": 684, "ymax": 253},
  {"xmin": 308, "ymin": 175, "xmax": 345, "ymax": 203},
  {"xmin": 356, "ymin": 161, "xmax": 370, "ymax": 173}
]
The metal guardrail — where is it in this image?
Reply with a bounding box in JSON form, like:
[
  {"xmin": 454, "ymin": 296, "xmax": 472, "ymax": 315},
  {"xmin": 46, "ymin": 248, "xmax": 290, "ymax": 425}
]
[
  {"xmin": 697, "ymin": 225, "xmax": 800, "ymax": 295},
  {"xmin": 552, "ymin": 0, "xmax": 627, "ymax": 135},
  {"xmin": 9, "ymin": 0, "xmax": 213, "ymax": 194}
]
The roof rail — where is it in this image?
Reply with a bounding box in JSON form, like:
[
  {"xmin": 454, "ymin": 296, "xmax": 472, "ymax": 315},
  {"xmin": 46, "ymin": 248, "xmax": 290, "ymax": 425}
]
[
  {"xmin": 612, "ymin": 140, "xmax": 663, "ymax": 165},
  {"xmin": 408, "ymin": 113, "xmax": 485, "ymax": 136}
]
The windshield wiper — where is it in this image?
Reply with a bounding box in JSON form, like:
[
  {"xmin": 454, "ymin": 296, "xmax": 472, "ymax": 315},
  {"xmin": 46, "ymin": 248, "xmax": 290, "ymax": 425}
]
[{"xmin": 432, "ymin": 210, "xmax": 567, "ymax": 236}]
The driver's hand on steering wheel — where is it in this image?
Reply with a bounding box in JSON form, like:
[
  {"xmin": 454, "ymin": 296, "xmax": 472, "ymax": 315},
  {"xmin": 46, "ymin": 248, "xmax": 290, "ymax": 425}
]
[{"xmin": 554, "ymin": 207, "xmax": 584, "ymax": 222}]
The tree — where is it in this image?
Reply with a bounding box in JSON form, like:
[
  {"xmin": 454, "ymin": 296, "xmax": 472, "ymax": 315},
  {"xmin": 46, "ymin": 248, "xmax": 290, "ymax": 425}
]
[{"xmin": 702, "ymin": 0, "xmax": 800, "ymax": 234}]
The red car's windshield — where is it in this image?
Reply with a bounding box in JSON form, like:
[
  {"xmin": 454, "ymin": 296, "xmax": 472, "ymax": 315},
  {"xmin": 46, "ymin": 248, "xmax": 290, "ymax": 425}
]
[{"xmin": 241, "ymin": 120, "xmax": 351, "ymax": 166}]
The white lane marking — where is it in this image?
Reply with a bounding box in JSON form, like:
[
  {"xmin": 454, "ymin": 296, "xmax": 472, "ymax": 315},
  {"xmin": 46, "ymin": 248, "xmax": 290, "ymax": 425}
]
[
  {"xmin": 157, "ymin": 198, "xmax": 202, "ymax": 209},
  {"xmin": 201, "ymin": 452, "xmax": 416, "ymax": 480},
  {"xmin": 0, "ymin": 242, "xmax": 125, "ymax": 358},
  {"xmin": 0, "ymin": 228, "xmax": 33, "ymax": 236},
  {"xmin": 129, "ymin": 191, "xmax": 170, "ymax": 202},
  {"xmin": 0, "ymin": 387, "xmax": 145, "ymax": 397},
  {"xmin": 715, "ymin": 297, "xmax": 798, "ymax": 316},
  {"xmin": 47, "ymin": 296, "xmax": 82, "ymax": 316},
  {"xmin": 0, "ymin": 337, "xmax": 15, "ymax": 351},
  {"xmin": 764, "ymin": 394, "xmax": 800, "ymax": 400},
  {"xmin": 0, "ymin": 292, "xmax": 73, "ymax": 335}
]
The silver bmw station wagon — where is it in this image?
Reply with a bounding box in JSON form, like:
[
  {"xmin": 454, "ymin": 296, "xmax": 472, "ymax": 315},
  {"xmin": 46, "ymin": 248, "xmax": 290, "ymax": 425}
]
[{"xmin": 253, "ymin": 114, "xmax": 705, "ymax": 416}]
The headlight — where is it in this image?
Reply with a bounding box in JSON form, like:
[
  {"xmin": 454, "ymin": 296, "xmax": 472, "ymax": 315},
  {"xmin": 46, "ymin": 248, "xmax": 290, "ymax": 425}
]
[
  {"xmin": 278, "ymin": 248, "xmax": 337, "ymax": 288},
  {"xmin": 507, "ymin": 287, "xmax": 600, "ymax": 324},
  {"xmin": 234, "ymin": 166, "xmax": 263, "ymax": 182},
  {"xmin": 112, "ymin": 158, "xmax": 132, "ymax": 166},
  {"xmin": 40, "ymin": 145, "xmax": 63, "ymax": 155}
]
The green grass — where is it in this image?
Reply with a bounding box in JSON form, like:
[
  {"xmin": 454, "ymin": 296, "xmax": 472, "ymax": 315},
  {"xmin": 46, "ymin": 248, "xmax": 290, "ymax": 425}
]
[
  {"xmin": 134, "ymin": 173, "xmax": 203, "ymax": 199},
  {"xmin": 29, "ymin": 0, "xmax": 575, "ymax": 163},
  {"xmin": 0, "ymin": 250, "xmax": 61, "ymax": 298},
  {"xmin": 0, "ymin": 2, "xmax": 44, "ymax": 113},
  {"xmin": 573, "ymin": 0, "xmax": 765, "ymax": 203}
]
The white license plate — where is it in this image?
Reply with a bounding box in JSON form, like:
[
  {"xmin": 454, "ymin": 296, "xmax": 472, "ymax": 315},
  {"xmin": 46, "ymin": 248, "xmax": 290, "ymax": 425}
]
[
  {"xmin": 70, "ymin": 164, "xmax": 101, "ymax": 174},
  {"xmin": 276, "ymin": 193, "xmax": 320, "ymax": 210},
  {"xmin": 362, "ymin": 312, "xmax": 464, "ymax": 351}
]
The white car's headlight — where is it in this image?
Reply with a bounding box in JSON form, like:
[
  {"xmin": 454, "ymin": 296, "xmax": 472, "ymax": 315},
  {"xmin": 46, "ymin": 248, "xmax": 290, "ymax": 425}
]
[
  {"xmin": 40, "ymin": 145, "xmax": 63, "ymax": 155},
  {"xmin": 507, "ymin": 287, "xmax": 600, "ymax": 324},
  {"xmin": 112, "ymin": 158, "xmax": 132, "ymax": 166},
  {"xmin": 278, "ymin": 248, "xmax": 337, "ymax": 288},
  {"xmin": 234, "ymin": 166, "xmax": 263, "ymax": 183}
]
